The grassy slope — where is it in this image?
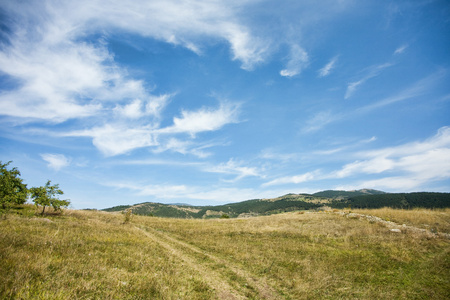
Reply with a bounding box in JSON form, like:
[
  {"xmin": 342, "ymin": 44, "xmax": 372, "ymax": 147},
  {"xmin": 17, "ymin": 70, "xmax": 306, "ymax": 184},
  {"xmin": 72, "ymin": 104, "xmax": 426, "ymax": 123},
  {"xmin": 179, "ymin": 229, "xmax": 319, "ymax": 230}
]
[{"xmin": 1, "ymin": 205, "xmax": 449, "ymax": 299}]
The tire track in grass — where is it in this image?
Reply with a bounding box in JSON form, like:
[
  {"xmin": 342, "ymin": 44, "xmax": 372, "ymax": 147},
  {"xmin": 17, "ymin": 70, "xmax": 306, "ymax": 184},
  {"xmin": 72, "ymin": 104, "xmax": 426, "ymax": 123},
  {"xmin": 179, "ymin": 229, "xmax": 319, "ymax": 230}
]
[
  {"xmin": 134, "ymin": 226, "xmax": 245, "ymax": 300},
  {"xmin": 136, "ymin": 226, "xmax": 280, "ymax": 299}
]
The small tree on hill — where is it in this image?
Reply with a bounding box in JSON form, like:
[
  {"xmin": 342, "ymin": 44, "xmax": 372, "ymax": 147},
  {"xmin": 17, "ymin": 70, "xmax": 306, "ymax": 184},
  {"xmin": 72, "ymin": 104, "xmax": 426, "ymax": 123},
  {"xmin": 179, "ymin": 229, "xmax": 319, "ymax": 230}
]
[
  {"xmin": 0, "ymin": 161, "xmax": 28, "ymax": 209},
  {"xmin": 30, "ymin": 180, "xmax": 70, "ymax": 214}
]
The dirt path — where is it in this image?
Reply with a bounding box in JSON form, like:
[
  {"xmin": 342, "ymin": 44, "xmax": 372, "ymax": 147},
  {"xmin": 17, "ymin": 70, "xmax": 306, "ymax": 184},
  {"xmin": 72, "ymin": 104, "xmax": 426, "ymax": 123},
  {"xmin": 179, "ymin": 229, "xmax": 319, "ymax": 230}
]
[
  {"xmin": 134, "ymin": 226, "xmax": 244, "ymax": 299},
  {"xmin": 134, "ymin": 225, "xmax": 280, "ymax": 299}
]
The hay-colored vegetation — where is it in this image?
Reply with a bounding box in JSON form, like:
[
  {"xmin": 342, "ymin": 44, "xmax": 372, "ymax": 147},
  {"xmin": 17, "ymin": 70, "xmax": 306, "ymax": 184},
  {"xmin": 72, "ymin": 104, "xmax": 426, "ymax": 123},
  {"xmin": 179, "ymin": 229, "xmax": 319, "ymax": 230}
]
[
  {"xmin": 1, "ymin": 205, "xmax": 449, "ymax": 299},
  {"xmin": 353, "ymin": 207, "xmax": 450, "ymax": 233}
]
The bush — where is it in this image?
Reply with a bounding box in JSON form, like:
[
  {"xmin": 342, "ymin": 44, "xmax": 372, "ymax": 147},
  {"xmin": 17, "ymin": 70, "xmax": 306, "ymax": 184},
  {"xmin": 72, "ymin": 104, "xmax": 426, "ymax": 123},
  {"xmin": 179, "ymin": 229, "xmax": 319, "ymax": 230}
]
[
  {"xmin": 30, "ymin": 180, "xmax": 70, "ymax": 215},
  {"xmin": 123, "ymin": 208, "xmax": 133, "ymax": 224}
]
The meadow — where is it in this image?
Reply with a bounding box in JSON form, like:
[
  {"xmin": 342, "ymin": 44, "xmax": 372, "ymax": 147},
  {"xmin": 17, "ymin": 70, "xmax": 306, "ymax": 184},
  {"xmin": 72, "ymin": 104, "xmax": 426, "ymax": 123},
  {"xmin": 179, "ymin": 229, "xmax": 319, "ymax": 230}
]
[{"xmin": 1, "ymin": 205, "xmax": 449, "ymax": 299}]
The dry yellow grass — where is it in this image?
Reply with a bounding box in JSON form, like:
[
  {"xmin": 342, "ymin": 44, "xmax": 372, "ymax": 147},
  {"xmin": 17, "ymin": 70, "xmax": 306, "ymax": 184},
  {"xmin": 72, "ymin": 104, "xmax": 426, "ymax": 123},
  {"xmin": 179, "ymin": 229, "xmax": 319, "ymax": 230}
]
[
  {"xmin": 352, "ymin": 207, "xmax": 450, "ymax": 233},
  {"xmin": 1, "ymin": 206, "xmax": 449, "ymax": 299}
]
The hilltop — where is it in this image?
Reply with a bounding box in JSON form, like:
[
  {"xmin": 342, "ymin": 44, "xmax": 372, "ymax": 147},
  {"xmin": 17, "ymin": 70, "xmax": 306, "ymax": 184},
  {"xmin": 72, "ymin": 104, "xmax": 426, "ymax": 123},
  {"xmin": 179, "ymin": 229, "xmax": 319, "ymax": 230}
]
[{"xmin": 103, "ymin": 189, "xmax": 450, "ymax": 218}]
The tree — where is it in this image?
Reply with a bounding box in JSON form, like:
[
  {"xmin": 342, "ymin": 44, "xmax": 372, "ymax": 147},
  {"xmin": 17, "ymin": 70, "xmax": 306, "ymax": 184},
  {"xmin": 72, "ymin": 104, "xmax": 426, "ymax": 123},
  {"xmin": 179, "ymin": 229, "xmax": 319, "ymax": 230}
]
[
  {"xmin": 0, "ymin": 161, "xmax": 28, "ymax": 209},
  {"xmin": 30, "ymin": 180, "xmax": 70, "ymax": 214}
]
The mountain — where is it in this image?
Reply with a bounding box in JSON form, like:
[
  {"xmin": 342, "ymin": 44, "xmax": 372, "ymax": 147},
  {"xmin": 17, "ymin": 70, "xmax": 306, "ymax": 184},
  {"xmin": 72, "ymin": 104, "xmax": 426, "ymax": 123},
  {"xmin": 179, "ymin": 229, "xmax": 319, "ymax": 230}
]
[
  {"xmin": 312, "ymin": 189, "xmax": 386, "ymax": 199},
  {"xmin": 103, "ymin": 194, "xmax": 329, "ymax": 218},
  {"xmin": 102, "ymin": 190, "xmax": 450, "ymax": 218}
]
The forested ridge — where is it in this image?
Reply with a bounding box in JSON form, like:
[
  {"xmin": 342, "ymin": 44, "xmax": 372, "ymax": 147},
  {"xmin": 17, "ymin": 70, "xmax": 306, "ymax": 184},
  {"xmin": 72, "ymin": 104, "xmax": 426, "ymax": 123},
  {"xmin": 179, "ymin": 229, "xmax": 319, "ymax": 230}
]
[{"xmin": 103, "ymin": 191, "xmax": 450, "ymax": 218}]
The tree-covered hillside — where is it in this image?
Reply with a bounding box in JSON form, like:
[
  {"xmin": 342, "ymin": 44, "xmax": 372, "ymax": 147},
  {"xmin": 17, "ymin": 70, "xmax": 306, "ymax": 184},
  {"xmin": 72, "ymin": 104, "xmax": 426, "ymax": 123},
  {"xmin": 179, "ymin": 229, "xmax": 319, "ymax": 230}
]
[
  {"xmin": 313, "ymin": 189, "xmax": 386, "ymax": 198},
  {"xmin": 103, "ymin": 195, "xmax": 327, "ymax": 218},
  {"xmin": 103, "ymin": 191, "xmax": 450, "ymax": 219},
  {"xmin": 334, "ymin": 192, "xmax": 450, "ymax": 209}
]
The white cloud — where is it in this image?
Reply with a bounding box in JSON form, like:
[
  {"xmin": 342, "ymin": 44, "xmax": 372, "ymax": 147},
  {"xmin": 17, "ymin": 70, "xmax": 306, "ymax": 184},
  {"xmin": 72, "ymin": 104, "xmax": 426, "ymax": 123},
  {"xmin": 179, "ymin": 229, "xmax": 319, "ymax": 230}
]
[
  {"xmin": 344, "ymin": 80, "xmax": 364, "ymax": 99},
  {"xmin": 152, "ymin": 138, "xmax": 212, "ymax": 158},
  {"xmin": 356, "ymin": 70, "xmax": 445, "ymax": 113},
  {"xmin": 394, "ymin": 44, "xmax": 408, "ymax": 55},
  {"xmin": 334, "ymin": 157, "xmax": 395, "ymax": 178},
  {"xmin": 267, "ymin": 127, "xmax": 450, "ymax": 191},
  {"xmin": 41, "ymin": 153, "xmax": 71, "ymax": 171},
  {"xmin": 160, "ymin": 102, "xmax": 240, "ymax": 136},
  {"xmin": 263, "ymin": 171, "xmax": 318, "ymax": 187},
  {"xmin": 259, "ymin": 149, "xmax": 299, "ymax": 162},
  {"xmin": 113, "ymin": 94, "xmax": 171, "ymax": 120},
  {"xmin": 302, "ymin": 110, "xmax": 339, "ymax": 133},
  {"xmin": 113, "ymin": 182, "xmax": 189, "ymax": 199},
  {"xmin": 63, "ymin": 101, "xmax": 239, "ymax": 156},
  {"xmin": 345, "ymin": 63, "xmax": 393, "ymax": 99},
  {"xmin": 318, "ymin": 56, "xmax": 339, "ymax": 77},
  {"xmin": 303, "ymin": 71, "xmax": 443, "ymax": 133},
  {"xmin": 331, "ymin": 127, "xmax": 450, "ymax": 190},
  {"xmin": 66, "ymin": 124, "xmax": 159, "ymax": 157},
  {"xmin": 280, "ymin": 45, "xmax": 309, "ymax": 77},
  {"xmin": 204, "ymin": 159, "xmax": 261, "ymax": 181},
  {"xmin": 225, "ymin": 25, "xmax": 269, "ymax": 70},
  {"xmin": 0, "ymin": 0, "xmax": 360, "ymax": 125}
]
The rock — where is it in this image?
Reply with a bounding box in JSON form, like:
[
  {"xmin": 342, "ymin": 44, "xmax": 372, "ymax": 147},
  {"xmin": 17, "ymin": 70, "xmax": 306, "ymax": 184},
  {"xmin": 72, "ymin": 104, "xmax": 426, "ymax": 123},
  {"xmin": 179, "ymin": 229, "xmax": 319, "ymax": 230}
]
[{"xmin": 390, "ymin": 228, "xmax": 402, "ymax": 233}]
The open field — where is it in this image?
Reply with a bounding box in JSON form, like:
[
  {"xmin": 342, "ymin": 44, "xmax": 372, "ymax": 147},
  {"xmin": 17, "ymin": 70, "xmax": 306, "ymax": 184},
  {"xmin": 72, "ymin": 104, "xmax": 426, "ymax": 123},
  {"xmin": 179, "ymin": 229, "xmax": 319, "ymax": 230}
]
[{"xmin": 1, "ymin": 206, "xmax": 449, "ymax": 299}]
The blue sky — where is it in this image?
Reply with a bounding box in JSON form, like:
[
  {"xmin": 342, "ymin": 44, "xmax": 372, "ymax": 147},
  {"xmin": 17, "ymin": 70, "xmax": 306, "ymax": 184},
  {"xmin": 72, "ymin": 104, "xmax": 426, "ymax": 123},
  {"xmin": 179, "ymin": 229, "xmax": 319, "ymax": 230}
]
[{"xmin": 1, "ymin": 0, "xmax": 449, "ymax": 209}]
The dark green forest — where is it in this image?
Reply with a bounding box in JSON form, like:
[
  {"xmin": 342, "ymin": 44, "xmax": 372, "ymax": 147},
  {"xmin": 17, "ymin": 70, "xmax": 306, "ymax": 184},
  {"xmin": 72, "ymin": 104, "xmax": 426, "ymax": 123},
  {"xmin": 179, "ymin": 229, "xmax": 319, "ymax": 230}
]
[{"xmin": 334, "ymin": 192, "xmax": 450, "ymax": 209}]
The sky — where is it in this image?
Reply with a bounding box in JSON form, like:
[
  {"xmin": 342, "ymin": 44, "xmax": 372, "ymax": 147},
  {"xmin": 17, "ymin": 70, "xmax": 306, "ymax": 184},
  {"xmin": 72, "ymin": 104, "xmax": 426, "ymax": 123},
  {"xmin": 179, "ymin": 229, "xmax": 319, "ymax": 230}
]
[{"xmin": 0, "ymin": 0, "xmax": 449, "ymax": 209}]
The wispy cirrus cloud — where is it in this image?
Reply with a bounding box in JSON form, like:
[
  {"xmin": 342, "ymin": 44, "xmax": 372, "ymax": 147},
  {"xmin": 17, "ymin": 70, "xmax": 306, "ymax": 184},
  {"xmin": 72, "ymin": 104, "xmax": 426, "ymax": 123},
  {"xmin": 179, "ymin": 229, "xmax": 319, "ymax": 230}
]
[
  {"xmin": 262, "ymin": 171, "xmax": 318, "ymax": 187},
  {"xmin": 302, "ymin": 110, "xmax": 340, "ymax": 133},
  {"xmin": 332, "ymin": 127, "xmax": 450, "ymax": 190},
  {"xmin": 263, "ymin": 127, "xmax": 450, "ymax": 191},
  {"xmin": 203, "ymin": 159, "xmax": 262, "ymax": 181},
  {"xmin": 318, "ymin": 55, "xmax": 339, "ymax": 77},
  {"xmin": 394, "ymin": 44, "xmax": 408, "ymax": 55},
  {"xmin": 345, "ymin": 63, "xmax": 393, "ymax": 99},
  {"xmin": 355, "ymin": 69, "xmax": 445, "ymax": 113},
  {"xmin": 280, "ymin": 45, "xmax": 309, "ymax": 77},
  {"xmin": 303, "ymin": 70, "xmax": 445, "ymax": 133}
]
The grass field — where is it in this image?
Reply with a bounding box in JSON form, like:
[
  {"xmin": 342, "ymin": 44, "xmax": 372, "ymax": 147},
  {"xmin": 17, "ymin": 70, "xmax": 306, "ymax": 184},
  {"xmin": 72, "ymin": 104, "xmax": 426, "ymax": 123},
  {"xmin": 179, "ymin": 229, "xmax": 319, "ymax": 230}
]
[{"xmin": 1, "ymin": 205, "xmax": 449, "ymax": 299}]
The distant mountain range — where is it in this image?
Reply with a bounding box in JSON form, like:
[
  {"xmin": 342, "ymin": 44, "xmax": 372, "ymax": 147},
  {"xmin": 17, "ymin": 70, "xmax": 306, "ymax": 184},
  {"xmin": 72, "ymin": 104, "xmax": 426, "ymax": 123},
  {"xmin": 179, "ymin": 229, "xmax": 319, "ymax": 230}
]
[{"xmin": 102, "ymin": 189, "xmax": 450, "ymax": 219}]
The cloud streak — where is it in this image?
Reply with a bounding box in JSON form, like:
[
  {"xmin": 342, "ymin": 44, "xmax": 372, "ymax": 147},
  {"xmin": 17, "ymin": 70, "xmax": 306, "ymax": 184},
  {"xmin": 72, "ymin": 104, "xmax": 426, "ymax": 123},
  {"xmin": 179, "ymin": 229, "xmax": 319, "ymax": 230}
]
[
  {"xmin": 394, "ymin": 44, "xmax": 408, "ymax": 55},
  {"xmin": 264, "ymin": 127, "xmax": 450, "ymax": 191},
  {"xmin": 203, "ymin": 159, "xmax": 262, "ymax": 181},
  {"xmin": 160, "ymin": 103, "xmax": 240, "ymax": 136},
  {"xmin": 332, "ymin": 127, "xmax": 450, "ymax": 190},
  {"xmin": 345, "ymin": 63, "xmax": 393, "ymax": 99},
  {"xmin": 262, "ymin": 171, "xmax": 317, "ymax": 187},
  {"xmin": 303, "ymin": 70, "xmax": 444, "ymax": 133},
  {"xmin": 318, "ymin": 56, "xmax": 339, "ymax": 77}
]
